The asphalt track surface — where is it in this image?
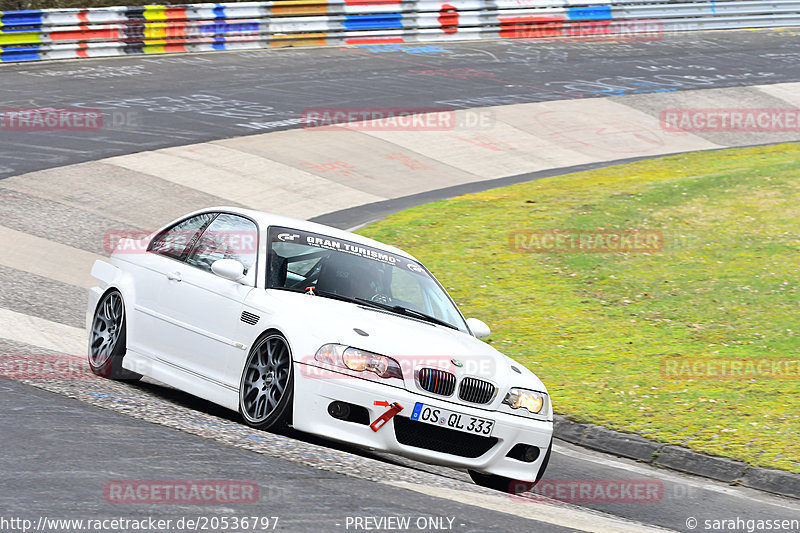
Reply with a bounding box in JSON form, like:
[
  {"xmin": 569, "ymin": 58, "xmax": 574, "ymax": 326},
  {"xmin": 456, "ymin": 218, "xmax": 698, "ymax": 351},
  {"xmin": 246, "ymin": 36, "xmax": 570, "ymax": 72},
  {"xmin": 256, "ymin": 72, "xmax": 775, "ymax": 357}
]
[
  {"xmin": 2, "ymin": 29, "xmax": 800, "ymax": 179},
  {"xmin": 0, "ymin": 379, "xmax": 579, "ymax": 533},
  {"xmin": 2, "ymin": 29, "xmax": 800, "ymax": 533}
]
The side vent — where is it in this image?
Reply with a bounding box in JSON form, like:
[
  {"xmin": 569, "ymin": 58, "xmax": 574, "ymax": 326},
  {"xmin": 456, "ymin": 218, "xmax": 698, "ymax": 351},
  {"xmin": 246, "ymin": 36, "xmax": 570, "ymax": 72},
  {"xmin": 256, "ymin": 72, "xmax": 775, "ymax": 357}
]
[{"xmin": 240, "ymin": 311, "xmax": 260, "ymax": 325}]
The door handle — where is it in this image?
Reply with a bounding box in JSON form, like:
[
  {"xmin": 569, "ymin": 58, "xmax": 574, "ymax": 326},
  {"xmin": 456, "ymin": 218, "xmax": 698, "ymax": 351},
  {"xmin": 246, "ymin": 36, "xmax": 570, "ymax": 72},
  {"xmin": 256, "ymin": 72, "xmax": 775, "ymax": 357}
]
[{"xmin": 167, "ymin": 271, "xmax": 182, "ymax": 282}]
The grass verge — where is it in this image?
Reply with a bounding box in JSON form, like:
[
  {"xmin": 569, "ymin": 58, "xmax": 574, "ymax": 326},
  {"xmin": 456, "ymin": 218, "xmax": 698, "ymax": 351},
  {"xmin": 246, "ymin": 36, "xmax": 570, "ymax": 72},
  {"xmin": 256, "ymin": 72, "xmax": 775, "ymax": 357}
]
[{"xmin": 358, "ymin": 142, "xmax": 800, "ymax": 473}]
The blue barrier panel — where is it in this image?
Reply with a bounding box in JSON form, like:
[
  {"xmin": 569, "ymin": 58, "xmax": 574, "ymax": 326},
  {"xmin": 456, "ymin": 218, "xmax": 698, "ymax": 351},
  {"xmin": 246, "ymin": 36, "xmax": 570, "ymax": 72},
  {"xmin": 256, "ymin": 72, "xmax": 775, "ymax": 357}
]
[
  {"xmin": 1, "ymin": 10, "xmax": 44, "ymax": 27},
  {"xmin": 568, "ymin": 5, "xmax": 612, "ymax": 21},
  {"xmin": 344, "ymin": 14, "xmax": 404, "ymax": 30},
  {"xmin": 0, "ymin": 45, "xmax": 42, "ymax": 61}
]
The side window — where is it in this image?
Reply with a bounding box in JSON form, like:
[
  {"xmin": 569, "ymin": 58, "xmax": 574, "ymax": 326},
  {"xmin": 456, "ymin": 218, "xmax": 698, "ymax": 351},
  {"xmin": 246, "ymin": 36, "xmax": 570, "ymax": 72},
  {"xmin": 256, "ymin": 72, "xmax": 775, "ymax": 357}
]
[
  {"xmin": 147, "ymin": 213, "xmax": 216, "ymax": 260},
  {"xmin": 185, "ymin": 214, "xmax": 258, "ymax": 283}
]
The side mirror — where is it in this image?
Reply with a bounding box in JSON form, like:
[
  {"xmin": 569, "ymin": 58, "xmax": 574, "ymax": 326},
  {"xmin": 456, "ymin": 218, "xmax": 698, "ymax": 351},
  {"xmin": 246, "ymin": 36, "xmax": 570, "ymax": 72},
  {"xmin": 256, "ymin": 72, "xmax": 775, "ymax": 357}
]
[
  {"xmin": 466, "ymin": 318, "xmax": 491, "ymax": 339},
  {"xmin": 211, "ymin": 259, "xmax": 245, "ymax": 282}
]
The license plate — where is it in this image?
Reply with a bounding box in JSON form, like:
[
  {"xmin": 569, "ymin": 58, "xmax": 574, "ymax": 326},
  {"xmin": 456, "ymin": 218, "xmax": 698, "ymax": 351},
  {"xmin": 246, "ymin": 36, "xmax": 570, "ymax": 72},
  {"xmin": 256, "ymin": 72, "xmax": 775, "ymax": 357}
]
[{"xmin": 410, "ymin": 402, "xmax": 494, "ymax": 437}]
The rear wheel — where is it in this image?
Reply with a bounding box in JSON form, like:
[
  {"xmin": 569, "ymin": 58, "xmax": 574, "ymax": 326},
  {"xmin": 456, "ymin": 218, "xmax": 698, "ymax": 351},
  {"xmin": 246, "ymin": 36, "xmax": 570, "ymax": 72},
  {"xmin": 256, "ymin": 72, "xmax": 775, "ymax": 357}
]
[
  {"xmin": 239, "ymin": 333, "xmax": 293, "ymax": 430},
  {"xmin": 88, "ymin": 290, "xmax": 140, "ymax": 381},
  {"xmin": 468, "ymin": 439, "xmax": 552, "ymax": 493}
]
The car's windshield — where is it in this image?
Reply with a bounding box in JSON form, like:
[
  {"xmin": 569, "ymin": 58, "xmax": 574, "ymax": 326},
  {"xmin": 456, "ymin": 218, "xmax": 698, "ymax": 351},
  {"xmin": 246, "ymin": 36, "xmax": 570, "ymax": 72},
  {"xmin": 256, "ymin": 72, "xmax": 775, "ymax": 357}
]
[{"xmin": 267, "ymin": 226, "xmax": 468, "ymax": 333}]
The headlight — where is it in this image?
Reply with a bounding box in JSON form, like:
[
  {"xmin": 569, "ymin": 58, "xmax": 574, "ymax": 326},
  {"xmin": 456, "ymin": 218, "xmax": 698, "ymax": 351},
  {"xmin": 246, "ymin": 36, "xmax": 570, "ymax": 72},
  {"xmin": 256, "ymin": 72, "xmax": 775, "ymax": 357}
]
[
  {"xmin": 503, "ymin": 388, "xmax": 545, "ymax": 414},
  {"xmin": 315, "ymin": 343, "xmax": 346, "ymax": 366},
  {"xmin": 343, "ymin": 348, "xmax": 369, "ymax": 371},
  {"xmin": 315, "ymin": 344, "xmax": 403, "ymax": 379}
]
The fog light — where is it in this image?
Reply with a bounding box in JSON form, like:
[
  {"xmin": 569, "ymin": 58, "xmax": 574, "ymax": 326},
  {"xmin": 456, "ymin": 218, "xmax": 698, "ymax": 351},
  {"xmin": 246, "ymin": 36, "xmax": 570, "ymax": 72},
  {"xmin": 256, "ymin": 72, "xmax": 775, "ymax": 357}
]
[
  {"xmin": 506, "ymin": 443, "xmax": 540, "ymax": 463},
  {"xmin": 524, "ymin": 446, "xmax": 540, "ymax": 463},
  {"xmin": 328, "ymin": 401, "xmax": 351, "ymax": 420}
]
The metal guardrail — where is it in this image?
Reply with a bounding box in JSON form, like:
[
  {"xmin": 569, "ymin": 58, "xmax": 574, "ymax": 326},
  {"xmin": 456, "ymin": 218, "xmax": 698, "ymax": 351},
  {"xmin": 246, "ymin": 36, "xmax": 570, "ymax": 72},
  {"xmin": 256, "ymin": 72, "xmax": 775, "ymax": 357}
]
[{"xmin": 1, "ymin": 1, "xmax": 799, "ymax": 62}]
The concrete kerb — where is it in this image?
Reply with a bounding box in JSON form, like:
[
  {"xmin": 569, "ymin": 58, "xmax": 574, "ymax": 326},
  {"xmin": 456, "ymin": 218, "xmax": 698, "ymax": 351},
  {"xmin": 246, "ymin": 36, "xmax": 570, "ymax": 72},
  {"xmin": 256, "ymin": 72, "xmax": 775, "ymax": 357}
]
[{"xmin": 554, "ymin": 415, "xmax": 800, "ymax": 500}]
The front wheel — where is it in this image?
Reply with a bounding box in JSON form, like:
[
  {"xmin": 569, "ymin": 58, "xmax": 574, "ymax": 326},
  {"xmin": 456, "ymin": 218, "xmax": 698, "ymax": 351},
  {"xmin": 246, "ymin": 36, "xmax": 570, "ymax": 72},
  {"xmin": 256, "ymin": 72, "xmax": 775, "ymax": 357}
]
[
  {"xmin": 239, "ymin": 333, "xmax": 293, "ymax": 430},
  {"xmin": 468, "ymin": 439, "xmax": 552, "ymax": 493},
  {"xmin": 88, "ymin": 290, "xmax": 140, "ymax": 381}
]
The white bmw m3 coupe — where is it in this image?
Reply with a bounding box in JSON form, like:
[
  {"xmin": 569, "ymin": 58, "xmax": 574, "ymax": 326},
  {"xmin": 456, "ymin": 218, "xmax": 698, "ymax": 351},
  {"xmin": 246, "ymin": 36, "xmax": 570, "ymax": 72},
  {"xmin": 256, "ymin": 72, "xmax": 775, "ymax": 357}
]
[{"xmin": 87, "ymin": 207, "xmax": 553, "ymax": 490}]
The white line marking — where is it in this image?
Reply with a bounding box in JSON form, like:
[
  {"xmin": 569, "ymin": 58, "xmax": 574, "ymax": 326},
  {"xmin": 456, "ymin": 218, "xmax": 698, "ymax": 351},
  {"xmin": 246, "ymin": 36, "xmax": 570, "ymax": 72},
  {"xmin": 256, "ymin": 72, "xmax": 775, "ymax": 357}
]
[
  {"xmin": 0, "ymin": 307, "xmax": 86, "ymax": 355},
  {"xmin": 386, "ymin": 481, "xmax": 676, "ymax": 533},
  {"xmin": 0, "ymin": 225, "xmax": 100, "ymax": 288},
  {"xmin": 553, "ymin": 442, "xmax": 800, "ymax": 511}
]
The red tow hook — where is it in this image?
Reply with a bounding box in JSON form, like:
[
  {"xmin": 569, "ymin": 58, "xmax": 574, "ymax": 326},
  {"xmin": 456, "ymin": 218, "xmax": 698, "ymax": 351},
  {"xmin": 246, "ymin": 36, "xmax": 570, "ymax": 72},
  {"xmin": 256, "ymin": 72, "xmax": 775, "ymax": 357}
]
[{"xmin": 370, "ymin": 401, "xmax": 403, "ymax": 432}]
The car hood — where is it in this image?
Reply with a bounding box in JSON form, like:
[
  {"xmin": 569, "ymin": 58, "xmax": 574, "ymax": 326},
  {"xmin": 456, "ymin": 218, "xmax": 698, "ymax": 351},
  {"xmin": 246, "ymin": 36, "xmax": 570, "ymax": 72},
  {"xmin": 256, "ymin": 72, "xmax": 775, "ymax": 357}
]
[{"xmin": 264, "ymin": 290, "xmax": 546, "ymax": 392}]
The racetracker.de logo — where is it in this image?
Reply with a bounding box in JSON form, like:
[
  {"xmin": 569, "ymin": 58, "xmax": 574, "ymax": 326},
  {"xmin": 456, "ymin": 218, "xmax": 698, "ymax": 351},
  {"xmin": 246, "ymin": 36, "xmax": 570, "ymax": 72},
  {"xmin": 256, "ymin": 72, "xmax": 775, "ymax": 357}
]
[
  {"xmin": 104, "ymin": 480, "xmax": 258, "ymax": 504},
  {"xmin": 505, "ymin": 18, "xmax": 663, "ymax": 42},
  {"xmin": 298, "ymin": 354, "xmax": 497, "ymax": 380},
  {"xmin": 510, "ymin": 479, "xmax": 664, "ymax": 503},
  {"xmin": 301, "ymin": 107, "xmax": 493, "ymax": 131},
  {"xmin": 509, "ymin": 229, "xmax": 663, "ymax": 253},
  {"xmin": 1, "ymin": 356, "xmax": 97, "ymax": 380},
  {"xmin": 1, "ymin": 107, "xmax": 103, "ymax": 131},
  {"xmin": 104, "ymin": 229, "xmax": 258, "ymax": 255},
  {"xmin": 661, "ymin": 357, "xmax": 800, "ymax": 380},
  {"xmin": 660, "ymin": 108, "xmax": 800, "ymax": 132}
]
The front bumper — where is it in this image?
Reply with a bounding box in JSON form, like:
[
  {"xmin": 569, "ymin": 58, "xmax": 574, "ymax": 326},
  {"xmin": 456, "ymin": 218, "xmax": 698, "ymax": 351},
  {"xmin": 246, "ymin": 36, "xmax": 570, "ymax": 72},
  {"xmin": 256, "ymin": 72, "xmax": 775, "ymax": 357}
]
[{"xmin": 292, "ymin": 362, "xmax": 553, "ymax": 481}]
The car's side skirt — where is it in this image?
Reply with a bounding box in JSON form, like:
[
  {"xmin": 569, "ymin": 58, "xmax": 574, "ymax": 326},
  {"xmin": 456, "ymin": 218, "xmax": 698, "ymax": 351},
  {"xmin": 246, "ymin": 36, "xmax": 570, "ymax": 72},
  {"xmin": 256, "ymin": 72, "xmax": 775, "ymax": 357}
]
[{"xmin": 123, "ymin": 349, "xmax": 240, "ymax": 412}]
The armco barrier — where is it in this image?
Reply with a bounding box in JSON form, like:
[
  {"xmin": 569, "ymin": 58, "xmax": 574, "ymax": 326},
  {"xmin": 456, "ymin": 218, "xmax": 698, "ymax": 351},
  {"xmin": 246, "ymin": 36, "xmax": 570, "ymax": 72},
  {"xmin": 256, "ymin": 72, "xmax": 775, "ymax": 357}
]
[{"xmin": 1, "ymin": 1, "xmax": 799, "ymax": 62}]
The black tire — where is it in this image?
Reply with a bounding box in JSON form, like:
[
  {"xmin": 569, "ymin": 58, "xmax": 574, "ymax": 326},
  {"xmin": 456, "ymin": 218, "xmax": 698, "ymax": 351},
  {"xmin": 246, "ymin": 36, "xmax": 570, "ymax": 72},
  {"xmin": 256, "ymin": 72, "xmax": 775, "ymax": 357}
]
[
  {"xmin": 468, "ymin": 470, "xmax": 519, "ymax": 493},
  {"xmin": 88, "ymin": 290, "xmax": 141, "ymax": 381},
  {"xmin": 536, "ymin": 439, "xmax": 553, "ymax": 483},
  {"xmin": 239, "ymin": 332, "xmax": 294, "ymax": 430},
  {"xmin": 468, "ymin": 439, "xmax": 552, "ymax": 494}
]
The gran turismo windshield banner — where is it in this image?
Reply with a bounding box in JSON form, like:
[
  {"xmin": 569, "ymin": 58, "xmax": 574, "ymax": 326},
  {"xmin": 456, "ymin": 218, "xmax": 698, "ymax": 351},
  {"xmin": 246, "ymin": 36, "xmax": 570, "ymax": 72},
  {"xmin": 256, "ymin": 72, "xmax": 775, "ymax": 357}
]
[{"xmin": 269, "ymin": 226, "xmax": 429, "ymax": 278}]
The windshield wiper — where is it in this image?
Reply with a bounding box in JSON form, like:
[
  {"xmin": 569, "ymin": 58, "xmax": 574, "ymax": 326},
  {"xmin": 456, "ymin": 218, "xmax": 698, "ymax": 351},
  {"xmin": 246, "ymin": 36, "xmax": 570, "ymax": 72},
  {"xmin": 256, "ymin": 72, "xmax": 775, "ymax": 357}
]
[
  {"xmin": 354, "ymin": 298, "xmax": 458, "ymax": 330},
  {"xmin": 313, "ymin": 290, "xmax": 363, "ymax": 305}
]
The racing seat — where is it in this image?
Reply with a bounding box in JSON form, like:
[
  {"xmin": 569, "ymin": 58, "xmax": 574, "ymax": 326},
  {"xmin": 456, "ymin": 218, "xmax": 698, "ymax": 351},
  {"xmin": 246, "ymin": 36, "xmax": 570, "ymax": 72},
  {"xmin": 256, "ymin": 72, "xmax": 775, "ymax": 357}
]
[
  {"xmin": 267, "ymin": 254, "xmax": 288, "ymax": 288},
  {"xmin": 315, "ymin": 253, "xmax": 354, "ymax": 296}
]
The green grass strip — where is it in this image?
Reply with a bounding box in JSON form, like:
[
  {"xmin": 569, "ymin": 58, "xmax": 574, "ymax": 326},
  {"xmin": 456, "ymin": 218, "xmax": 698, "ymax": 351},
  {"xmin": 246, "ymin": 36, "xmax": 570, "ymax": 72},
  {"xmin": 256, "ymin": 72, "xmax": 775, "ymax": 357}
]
[{"xmin": 359, "ymin": 143, "xmax": 800, "ymax": 473}]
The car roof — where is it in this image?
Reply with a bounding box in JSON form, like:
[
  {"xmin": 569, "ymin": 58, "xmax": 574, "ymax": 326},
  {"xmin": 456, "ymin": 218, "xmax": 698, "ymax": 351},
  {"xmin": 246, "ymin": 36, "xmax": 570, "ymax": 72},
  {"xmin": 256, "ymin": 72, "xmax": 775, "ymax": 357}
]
[{"xmin": 189, "ymin": 206, "xmax": 418, "ymax": 261}]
